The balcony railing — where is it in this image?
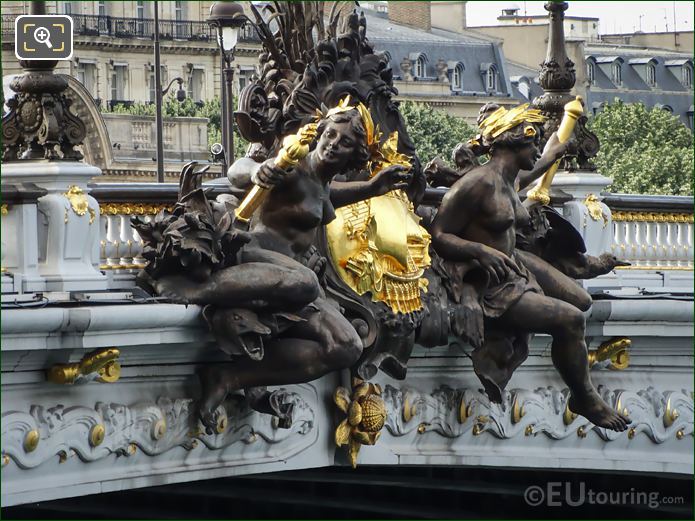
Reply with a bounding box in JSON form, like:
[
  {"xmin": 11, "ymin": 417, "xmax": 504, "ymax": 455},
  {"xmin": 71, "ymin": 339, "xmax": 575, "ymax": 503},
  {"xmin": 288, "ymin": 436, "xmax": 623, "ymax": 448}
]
[{"xmin": 1, "ymin": 14, "xmax": 260, "ymax": 43}]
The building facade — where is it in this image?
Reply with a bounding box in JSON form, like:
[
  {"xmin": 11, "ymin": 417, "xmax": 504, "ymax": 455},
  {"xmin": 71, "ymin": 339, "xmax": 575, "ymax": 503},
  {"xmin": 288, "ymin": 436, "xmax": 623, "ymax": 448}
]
[
  {"xmin": 585, "ymin": 46, "xmax": 694, "ymax": 128},
  {"xmin": 1, "ymin": 0, "xmax": 525, "ymax": 181},
  {"xmin": 1, "ymin": 1, "xmax": 261, "ymax": 108}
]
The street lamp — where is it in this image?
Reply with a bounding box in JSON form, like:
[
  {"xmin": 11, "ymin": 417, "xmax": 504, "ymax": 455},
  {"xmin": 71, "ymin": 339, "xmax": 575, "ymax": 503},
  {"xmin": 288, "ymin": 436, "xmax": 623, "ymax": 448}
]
[
  {"xmin": 207, "ymin": 1, "xmax": 245, "ymax": 176},
  {"xmin": 153, "ymin": 0, "xmax": 188, "ymax": 183},
  {"xmin": 154, "ymin": 75, "xmax": 186, "ymax": 182},
  {"xmin": 163, "ymin": 78, "xmax": 187, "ymax": 102}
]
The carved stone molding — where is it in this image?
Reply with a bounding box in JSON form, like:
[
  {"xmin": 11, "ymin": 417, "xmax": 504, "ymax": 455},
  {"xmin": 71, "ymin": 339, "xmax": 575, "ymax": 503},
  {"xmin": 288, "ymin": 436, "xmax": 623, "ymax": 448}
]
[
  {"xmin": 1, "ymin": 391, "xmax": 315, "ymax": 470},
  {"xmin": 383, "ymin": 385, "xmax": 693, "ymax": 443}
]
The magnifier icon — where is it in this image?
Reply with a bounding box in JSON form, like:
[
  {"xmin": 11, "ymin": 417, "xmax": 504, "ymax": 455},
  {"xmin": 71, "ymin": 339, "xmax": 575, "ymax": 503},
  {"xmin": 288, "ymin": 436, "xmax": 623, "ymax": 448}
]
[{"xmin": 33, "ymin": 26, "xmax": 53, "ymax": 49}]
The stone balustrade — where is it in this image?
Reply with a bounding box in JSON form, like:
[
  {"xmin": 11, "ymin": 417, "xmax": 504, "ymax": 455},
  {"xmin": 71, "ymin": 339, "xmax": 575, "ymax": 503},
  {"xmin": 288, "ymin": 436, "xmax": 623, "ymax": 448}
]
[
  {"xmin": 610, "ymin": 211, "xmax": 693, "ymax": 269},
  {"xmin": 85, "ymin": 185, "xmax": 695, "ymax": 290},
  {"xmin": 4, "ymin": 181, "xmax": 691, "ymax": 292},
  {"xmin": 101, "ymin": 114, "xmax": 209, "ymax": 162}
]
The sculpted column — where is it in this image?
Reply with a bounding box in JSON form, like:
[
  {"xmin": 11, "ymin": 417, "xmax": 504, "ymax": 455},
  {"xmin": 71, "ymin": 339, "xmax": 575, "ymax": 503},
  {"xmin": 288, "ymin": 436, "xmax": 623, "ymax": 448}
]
[{"xmin": 530, "ymin": 1, "xmax": 612, "ymax": 258}]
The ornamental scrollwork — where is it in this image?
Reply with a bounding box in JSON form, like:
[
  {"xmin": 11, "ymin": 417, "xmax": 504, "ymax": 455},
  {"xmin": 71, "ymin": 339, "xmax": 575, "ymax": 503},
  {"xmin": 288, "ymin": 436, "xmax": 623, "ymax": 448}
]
[{"xmin": 1, "ymin": 390, "xmax": 315, "ymax": 470}]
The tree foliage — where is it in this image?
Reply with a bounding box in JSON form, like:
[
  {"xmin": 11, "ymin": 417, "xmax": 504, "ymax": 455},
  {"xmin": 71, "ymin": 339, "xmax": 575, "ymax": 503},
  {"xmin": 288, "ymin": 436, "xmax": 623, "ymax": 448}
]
[
  {"xmin": 588, "ymin": 100, "xmax": 693, "ymax": 196},
  {"xmin": 399, "ymin": 101, "xmax": 476, "ymax": 166}
]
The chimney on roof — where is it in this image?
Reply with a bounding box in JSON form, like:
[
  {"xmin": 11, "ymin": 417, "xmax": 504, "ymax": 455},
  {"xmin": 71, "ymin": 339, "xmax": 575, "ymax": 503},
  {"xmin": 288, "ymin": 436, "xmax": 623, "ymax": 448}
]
[
  {"xmin": 388, "ymin": 1, "xmax": 431, "ymax": 32},
  {"xmin": 431, "ymin": 1, "xmax": 467, "ymax": 33}
]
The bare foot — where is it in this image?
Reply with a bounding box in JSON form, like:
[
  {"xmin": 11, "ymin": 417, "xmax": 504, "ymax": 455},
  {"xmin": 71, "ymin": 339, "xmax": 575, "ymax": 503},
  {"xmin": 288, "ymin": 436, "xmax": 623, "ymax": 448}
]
[
  {"xmin": 568, "ymin": 391, "xmax": 630, "ymax": 432},
  {"xmin": 197, "ymin": 365, "xmax": 231, "ymax": 434}
]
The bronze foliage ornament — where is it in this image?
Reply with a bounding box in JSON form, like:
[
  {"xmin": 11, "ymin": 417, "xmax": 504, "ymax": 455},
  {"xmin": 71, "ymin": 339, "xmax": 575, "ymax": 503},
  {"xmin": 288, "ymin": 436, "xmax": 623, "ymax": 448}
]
[{"xmin": 133, "ymin": 2, "xmax": 632, "ymax": 457}]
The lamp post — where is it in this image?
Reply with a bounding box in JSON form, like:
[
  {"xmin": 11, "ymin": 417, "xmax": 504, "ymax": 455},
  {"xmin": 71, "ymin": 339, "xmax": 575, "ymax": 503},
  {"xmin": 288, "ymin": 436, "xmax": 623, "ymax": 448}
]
[
  {"xmin": 207, "ymin": 2, "xmax": 245, "ymax": 176},
  {"xmin": 154, "ymin": 1, "xmax": 186, "ymax": 183}
]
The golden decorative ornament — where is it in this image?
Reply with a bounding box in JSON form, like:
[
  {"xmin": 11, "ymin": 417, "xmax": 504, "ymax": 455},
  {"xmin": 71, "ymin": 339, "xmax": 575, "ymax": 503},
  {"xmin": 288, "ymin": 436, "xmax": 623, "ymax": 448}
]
[
  {"xmin": 100, "ymin": 203, "xmax": 173, "ymax": 216},
  {"xmin": 152, "ymin": 419, "xmax": 167, "ymax": 440},
  {"xmin": 583, "ymin": 194, "xmax": 608, "ymax": 226},
  {"xmin": 472, "ymin": 424, "xmax": 483, "ymax": 436},
  {"xmin": 47, "ymin": 347, "xmax": 121, "ymax": 384},
  {"xmin": 1, "ymin": 204, "xmax": 8, "ymax": 216},
  {"xmin": 511, "ymin": 396, "xmax": 525, "ymax": 424},
  {"xmin": 216, "ymin": 414, "xmax": 228, "ymax": 434},
  {"xmin": 577, "ymin": 426, "xmax": 587, "ymax": 438},
  {"xmin": 664, "ymin": 396, "xmax": 680, "ymax": 428},
  {"xmin": 360, "ymin": 395, "xmax": 386, "ymax": 432},
  {"xmin": 417, "ymin": 423, "xmax": 428, "ymax": 434},
  {"xmin": 588, "ymin": 337, "xmax": 630, "ymax": 371},
  {"xmin": 611, "ymin": 211, "xmax": 693, "ymax": 224},
  {"xmin": 64, "ymin": 185, "xmax": 96, "ymax": 224},
  {"xmin": 333, "ymin": 378, "xmax": 387, "ymax": 468},
  {"xmin": 676, "ymin": 429, "xmax": 685, "ymax": 440},
  {"xmin": 457, "ymin": 397, "xmax": 468, "ymax": 424},
  {"xmin": 628, "ymin": 428, "xmax": 636, "ymax": 439},
  {"xmin": 478, "ymin": 103, "xmax": 546, "ymax": 140},
  {"xmin": 526, "ymin": 96, "xmax": 584, "ymax": 206},
  {"xmin": 348, "ymin": 400, "xmax": 363, "ymax": 427},
  {"xmin": 334, "ymin": 387, "xmax": 351, "ymax": 414},
  {"xmin": 2, "ymin": 454, "xmax": 10, "ymax": 467},
  {"xmin": 614, "ymin": 265, "xmax": 693, "ymax": 271},
  {"xmin": 23, "ymin": 430, "xmax": 40, "ymax": 452},
  {"xmin": 402, "ymin": 395, "xmax": 417, "ymax": 423},
  {"xmin": 58, "ymin": 450, "xmax": 68, "ymax": 463},
  {"xmin": 128, "ymin": 443, "xmax": 137, "ymax": 455},
  {"xmin": 89, "ymin": 424, "xmax": 106, "ymax": 447},
  {"xmin": 524, "ymin": 425, "xmax": 534, "ymax": 436},
  {"xmin": 563, "ymin": 403, "xmax": 578, "ymax": 425},
  {"xmin": 326, "ymin": 189, "xmax": 431, "ymax": 314}
]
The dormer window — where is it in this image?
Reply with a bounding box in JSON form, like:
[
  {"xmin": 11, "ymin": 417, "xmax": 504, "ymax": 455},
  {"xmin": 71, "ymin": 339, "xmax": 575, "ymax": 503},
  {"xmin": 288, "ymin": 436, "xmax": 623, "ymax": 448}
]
[
  {"xmin": 683, "ymin": 64, "xmax": 693, "ymax": 88},
  {"xmin": 612, "ymin": 62, "xmax": 622, "ymax": 85},
  {"xmin": 587, "ymin": 62, "xmax": 595, "ymax": 85},
  {"xmin": 487, "ymin": 65, "xmax": 498, "ymax": 91},
  {"xmin": 646, "ymin": 62, "xmax": 656, "ymax": 86},
  {"xmin": 415, "ymin": 56, "xmax": 427, "ymax": 78},
  {"xmin": 450, "ymin": 62, "xmax": 464, "ymax": 91}
]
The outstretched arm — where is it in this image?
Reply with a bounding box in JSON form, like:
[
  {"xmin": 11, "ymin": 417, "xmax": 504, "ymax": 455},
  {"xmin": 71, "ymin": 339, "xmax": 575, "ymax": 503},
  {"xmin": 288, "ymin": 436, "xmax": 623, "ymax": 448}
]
[
  {"xmin": 330, "ymin": 165, "xmax": 411, "ymax": 208},
  {"xmin": 227, "ymin": 157, "xmax": 263, "ymax": 199},
  {"xmin": 517, "ymin": 132, "xmax": 571, "ymax": 191}
]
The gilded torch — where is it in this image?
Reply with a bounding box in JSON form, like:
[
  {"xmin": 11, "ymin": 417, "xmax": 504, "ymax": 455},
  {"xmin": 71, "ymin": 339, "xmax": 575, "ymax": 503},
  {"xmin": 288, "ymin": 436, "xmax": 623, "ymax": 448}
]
[
  {"xmin": 525, "ymin": 96, "xmax": 584, "ymax": 206},
  {"xmin": 234, "ymin": 122, "xmax": 318, "ymax": 224}
]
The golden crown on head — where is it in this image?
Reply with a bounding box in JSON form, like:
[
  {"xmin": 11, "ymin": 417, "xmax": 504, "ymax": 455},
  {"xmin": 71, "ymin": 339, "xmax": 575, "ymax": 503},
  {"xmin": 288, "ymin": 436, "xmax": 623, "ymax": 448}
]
[
  {"xmin": 477, "ymin": 103, "xmax": 546, "ymax": 141},
  {"xmin": 316, "ymin": 95, "xmax": 411, "ymax": 176}
]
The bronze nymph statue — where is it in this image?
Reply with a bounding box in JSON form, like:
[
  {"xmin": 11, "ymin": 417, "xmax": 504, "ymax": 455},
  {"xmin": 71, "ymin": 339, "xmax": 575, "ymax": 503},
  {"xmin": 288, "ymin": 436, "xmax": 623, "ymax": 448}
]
[
  {"xmin": 135, "ymin": 3, "xmax": 631, "ymax": 439},
  {"xmin": 429, "ymin": 104, "xmax": 629, "ymax": 432},
  {"xmin": 136, "ymin": 98, "xmax": 411, "ymax": 431}
]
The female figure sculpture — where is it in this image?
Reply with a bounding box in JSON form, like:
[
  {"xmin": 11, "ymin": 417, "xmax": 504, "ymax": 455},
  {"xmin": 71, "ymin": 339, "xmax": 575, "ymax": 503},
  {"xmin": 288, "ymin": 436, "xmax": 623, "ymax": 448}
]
[
  {"xmin": 430, "ymin": 104, "xmax": 629, "ymax": 432},
  {"xmin": 146, "ymin": 100, "xmax": 410, "ymax": 430}
]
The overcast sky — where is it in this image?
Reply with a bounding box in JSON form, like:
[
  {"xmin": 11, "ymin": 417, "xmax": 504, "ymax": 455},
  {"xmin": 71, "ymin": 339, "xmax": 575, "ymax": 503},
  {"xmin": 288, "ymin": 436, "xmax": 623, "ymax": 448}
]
[{"xmin": 465, "ymin": 1, "xmax": 695, "ymax": 34}]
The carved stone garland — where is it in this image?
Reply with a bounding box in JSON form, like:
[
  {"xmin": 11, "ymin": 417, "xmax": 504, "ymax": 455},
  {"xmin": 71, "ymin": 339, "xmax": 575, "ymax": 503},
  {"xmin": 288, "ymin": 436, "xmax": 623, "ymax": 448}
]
[
  {"xmin": 384, "ymin": 385, "xmax": 693, "ymax": 443},
  {"xmin": 1, "ymin": 391, "xmax": 315, "ymax": 470}
]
